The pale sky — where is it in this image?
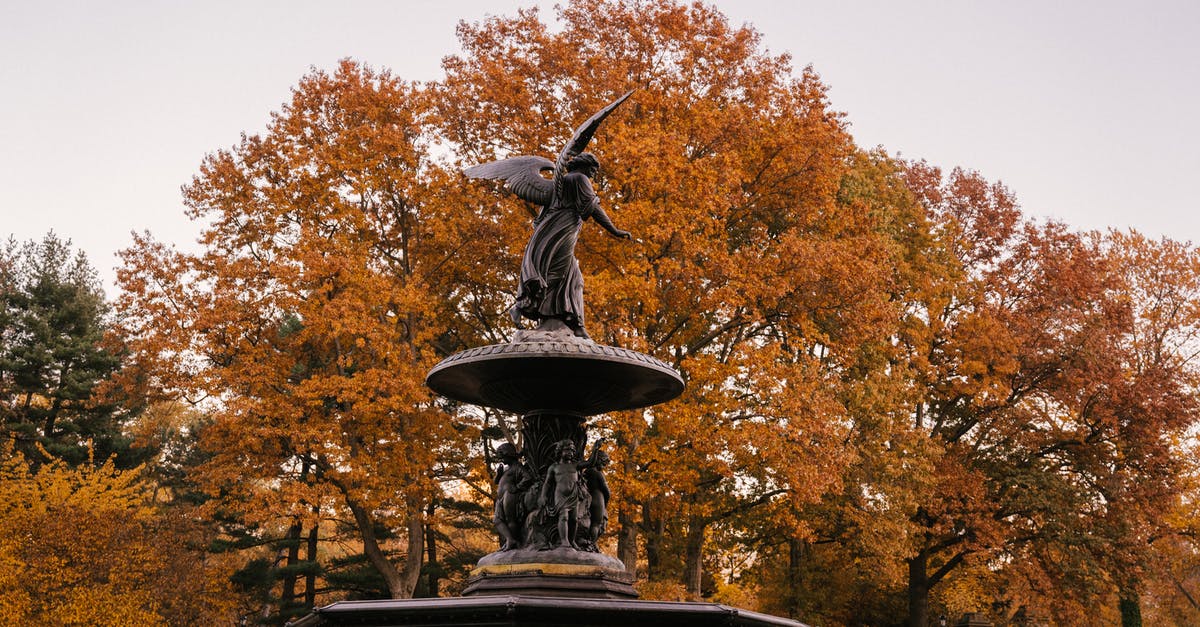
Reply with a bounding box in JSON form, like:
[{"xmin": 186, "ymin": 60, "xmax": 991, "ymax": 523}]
[{"xmin": 2, "ymin": 1, "xmax": 1198, "ymax": 294}]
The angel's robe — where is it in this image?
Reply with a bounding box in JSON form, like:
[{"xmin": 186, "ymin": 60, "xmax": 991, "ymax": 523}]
[{"xmin": 511, "ymin": 171, "xmax": 600, "ymax": 329}]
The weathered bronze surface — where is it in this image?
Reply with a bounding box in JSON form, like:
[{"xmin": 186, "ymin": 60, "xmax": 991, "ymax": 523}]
[
  {"xmin": 424, "ymin": 333, "xmax": 683, "ymax": 416},
  {"xmin": 465, "ymin": 91, "xmax": 634, "ymax": 340},
  {"xmin": 426, "ymin": 94, "xmax": 684, "ymax": 591}
]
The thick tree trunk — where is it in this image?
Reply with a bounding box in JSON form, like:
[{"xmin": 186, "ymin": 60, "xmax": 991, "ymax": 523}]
[
  {"xmin": 617, "ymin": 505, "xmax": 638, "ymax": 575},
  {"xmin": 1119, "ymin": 589, "xmax": 1142, "ymax": 627},
  {"xmin": 787, "ymin": 538, "xmax": 804, "ymax": 617},
  {"xmin": 399, "ymin": 505, "xmax": 425, "ymax": 598},
  {"xmin": 908, "ymin": 552, "xmax": 930, "ymax": 627},
  {"xmin": 643, "ymin": 506, "xmax": 663, "ymax": 580},
  {"xmin": 683, "ymin": 519, "xmax": 707, "ymax": 599},
  {"xmin": 42, "ymin": 365, "xmax": 70, "ymax": 438},
  {"xmin": 346, "ymin": 496, "xmax": 408, "ymax": 598},
  {"xmin": 42, "ymin": 397, "xmax": 63, "ymax": 438},
  {"xmin": 616, "ymin": 429, "xmax": 640, "ymax": 576}
]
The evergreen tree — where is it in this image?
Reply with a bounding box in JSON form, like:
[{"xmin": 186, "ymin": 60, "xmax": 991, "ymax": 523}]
[{"xmin": 0, "ymin": 233, "xmax": 142, "ymax": 467}]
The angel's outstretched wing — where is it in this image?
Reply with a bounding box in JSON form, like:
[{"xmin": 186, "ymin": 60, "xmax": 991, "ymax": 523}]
[
  {"xmin": 552, "ymin": 91, "xmax": 634, "ymax": 204},
  {"xmin": 464, "ymin": 91, "xmax": 633, "ymax": 211},
  {"xmin": 554, "ymin": 90, "xmax": 635, "ymax": 178},
  {"xmin": 464, "ymin": 155, "xmax": 556, "ymax": 207}
]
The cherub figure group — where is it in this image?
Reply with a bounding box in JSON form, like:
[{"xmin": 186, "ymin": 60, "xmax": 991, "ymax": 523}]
[{"xmin": 493, "ymin": 439, "xmax": 610, "ymax": 552}]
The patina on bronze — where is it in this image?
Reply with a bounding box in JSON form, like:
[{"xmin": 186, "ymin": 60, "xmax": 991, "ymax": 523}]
[
  {"xmin": 424, "ymin": 334, "xmax": 683, "ymax": 416},
  {"xmin": 464, "ymin": 90, "xmax": 634, "ymax": 340}
]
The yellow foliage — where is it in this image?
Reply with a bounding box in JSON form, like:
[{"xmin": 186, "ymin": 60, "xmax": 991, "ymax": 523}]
[
  {"xmin": 636, "ymin": 579, "xmax": 690, "ymax": 602},
  {"xmin": 709, "ymin": 579, "xmax": 760, "ymax": 610},
  {"xmin": 0, "ymin": 447, "xmax": 239, "ymax": 625},
  {"xmin": 933, "ymin": 565, "xmax": 992, "ymax": 619}
]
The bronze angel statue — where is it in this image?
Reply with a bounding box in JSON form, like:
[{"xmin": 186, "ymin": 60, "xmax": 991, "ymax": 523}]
[{"xmin": 464, "ymin": 91, "xmax": 635, "ymax": 340}]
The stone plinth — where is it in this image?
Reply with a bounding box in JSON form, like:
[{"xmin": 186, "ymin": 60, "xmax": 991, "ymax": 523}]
[{"xmin": 464, "ymin": 547, "xmax": 636, "ymax": 599}]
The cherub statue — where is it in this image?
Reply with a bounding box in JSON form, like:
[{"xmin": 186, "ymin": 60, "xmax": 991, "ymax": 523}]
[
  {"xmin": 464, "ymin": 91, "xmax": 635, "ymax": 340},
  {"xmin": 584, "ymin": 446, "xmax": 611, "ymax": 548},
  {"xmin": 492, "ymin": 442, "xmax": 536, "ymax": 550},
  {"xmin": 539, "ymin": 439, "xmax": 586, "ymax": 549}
]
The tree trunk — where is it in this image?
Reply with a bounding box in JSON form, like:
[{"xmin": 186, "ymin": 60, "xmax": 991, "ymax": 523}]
[
  {"xmin": 280, "ymin": 517, "xmax": 303, "ymax": 616},
  {"xmin": 425, "ymin": 502, "xmax": 439, "ymax": 598},
  {"xmin": 304, "ymin": 512, "xmax": 319, "ymax": 609},
  {"xmin": 615, "ymin": 428, "xmax": 640, "ymax": 576},
  {"xmin": 42, "ymin": 396, "xmax": 62, "ymax": 438},
  {"xmin": 643, "ymin": 505, "xmax": 663, "ymax": 580},
  {"xmin": 788, "ymin": 538, "xmax": 804, "ymax": 617},
  {"xmin": 683, "ymin": 518, "xmax": 707, "ymax": 599},
  {"xmin": 399, "ymin": 504, "xmax": 425, "ymax": 598},
  {"xmin": 908, "ymin": 551, "xmax": 930, "ymax": 627},
  {"xmin": 617, "ymin": 505, "xmax": 638, "ymax": 575},
  {"xmin": 346, "ymin": 496, "xmax": 408, "ymax": 598},
  {"xmin": 1119, "ymin": 590, "xmax": 1142, "ymax": 627},
  {"xmin": 42, "ymin": 363, "xmax": 71, "ymax": 438}
]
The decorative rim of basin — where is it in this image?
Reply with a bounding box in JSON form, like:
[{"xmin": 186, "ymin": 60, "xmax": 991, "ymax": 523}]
[{"xmin": 426, "ymin": 339, "xmax": 684, "ymax": 415}]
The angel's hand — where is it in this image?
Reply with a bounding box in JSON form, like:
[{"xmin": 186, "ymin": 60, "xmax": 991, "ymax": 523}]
[{"xmin": 612, "ymin": 229, "xmax": 632, "ymax": 240}]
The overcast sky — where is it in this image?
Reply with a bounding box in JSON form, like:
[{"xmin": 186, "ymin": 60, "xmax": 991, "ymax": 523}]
[{"xmin": 2, "ymin": 1, "xmax": 1197, "ymax": 294}]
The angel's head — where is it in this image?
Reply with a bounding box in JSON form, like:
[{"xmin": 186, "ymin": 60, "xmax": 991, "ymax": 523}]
[{"xmin": 568, "ymin": 152, "xmax": 600, "ymax": 177}]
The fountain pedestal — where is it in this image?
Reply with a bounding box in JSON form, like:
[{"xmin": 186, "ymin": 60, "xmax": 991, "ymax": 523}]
[{"xmin": 427, "ymin": 330, "xmax": 681, "ymax": 600}]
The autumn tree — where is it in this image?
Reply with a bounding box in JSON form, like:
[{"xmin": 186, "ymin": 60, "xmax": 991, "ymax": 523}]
[
  {"xmin": 117, "ymin": 60, "xmax": 496, "ymax": 612},
  {"xmin": 868, "ymin": 163, "xmax": 1200, "ymax": 626},
  {"xmin": 1139, "ymin": 445, "xmax": 1200, "ymax": 626},
  {"xmin": 1030, "ymin": 230, "xmax": 1200, "ymax": 625},
  {"xmin": 746, "ymin": 152, "xmax": 942, "ymax": 625}
]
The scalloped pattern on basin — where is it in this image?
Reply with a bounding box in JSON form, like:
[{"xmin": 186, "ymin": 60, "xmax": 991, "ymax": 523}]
[{"xmin": 426, "ymin": 341, "xmax": 684, "ymax": 415}]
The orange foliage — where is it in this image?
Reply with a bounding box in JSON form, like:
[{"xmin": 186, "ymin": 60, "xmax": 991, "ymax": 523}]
[{"xmin": 117, "ymin": 60, "xmax": 489, "ymax": 600}]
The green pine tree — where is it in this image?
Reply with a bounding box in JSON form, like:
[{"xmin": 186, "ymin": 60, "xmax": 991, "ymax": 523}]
[{"xmin": 0, "ymin": 233, "xmax": 143, "ymax": 467}]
